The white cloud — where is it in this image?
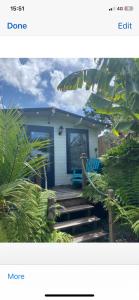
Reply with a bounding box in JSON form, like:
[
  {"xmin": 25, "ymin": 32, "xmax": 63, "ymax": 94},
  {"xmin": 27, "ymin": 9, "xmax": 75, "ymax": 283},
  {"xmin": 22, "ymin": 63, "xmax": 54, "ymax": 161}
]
[
  {"xmin": 49, "ymin": 60, "xmax": 95, "ymax": 113},
  {"xmin": 50, "ymin": 70, "xmax": 65, "ymax": 89},
  {"xmin": 0, "ymin": 58, "xmax": 95, "ymax": 108},
  {"xmin": 49, "ymin": 70, "xmax": 91, "ymax": 113},
  {"xmin": 0, "ymin": 59, "xmax": 48, "ymax": 102},
  {"xmin": 52, "ymin": 58, "xmax": 95, "ymax": 70}
]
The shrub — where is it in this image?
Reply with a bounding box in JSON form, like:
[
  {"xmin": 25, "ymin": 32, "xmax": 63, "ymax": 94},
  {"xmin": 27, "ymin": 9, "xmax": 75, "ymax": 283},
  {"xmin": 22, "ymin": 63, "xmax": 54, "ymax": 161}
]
[
  {"xmin": 49, "ymin": 231, "xmax": 73, "ymax": 243},
  {"xmin": 0, "ymin": 109, "xmax": 71, "ymax": 243},
  {"xmin": 102, "ymin": 138, "xmax": 139, "ymax": 239},
  {"xmin": 83, "ymin": 173, "xmax": 108, "ymax": 203},
  {"xmin": 102, "ymin": 138, "xmax": 139, "ymax": 205},
  {"xmin": 0, "ymin": 181, "xmax": 54, "ymax": 242}
]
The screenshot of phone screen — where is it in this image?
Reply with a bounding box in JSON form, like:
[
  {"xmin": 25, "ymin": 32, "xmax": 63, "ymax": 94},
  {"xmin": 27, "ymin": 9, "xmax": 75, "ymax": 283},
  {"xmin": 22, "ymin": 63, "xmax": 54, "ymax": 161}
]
[{"xmin": 0, "ymin": 1, "xmax": 139, "ymax": 299}]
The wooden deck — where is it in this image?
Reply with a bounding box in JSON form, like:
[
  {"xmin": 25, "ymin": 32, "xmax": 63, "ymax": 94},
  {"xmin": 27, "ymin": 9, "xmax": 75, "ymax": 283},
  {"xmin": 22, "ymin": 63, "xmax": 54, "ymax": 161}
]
[{"xmin": 52, "ymin": 185, "xmax": 82, "ymax": 201}]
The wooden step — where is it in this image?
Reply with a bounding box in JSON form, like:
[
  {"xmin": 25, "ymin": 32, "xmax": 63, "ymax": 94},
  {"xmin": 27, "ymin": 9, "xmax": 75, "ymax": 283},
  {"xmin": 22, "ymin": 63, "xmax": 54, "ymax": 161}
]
[
  {"xmin": 73, "ymin": 230, "xmax": 108, "ymax": 243},
  {"xmin": 54, "ymin": 216, "xmax": 100, "ymax": 230},
  {"xmin": 57, "ymin": 197, "xmax": 87, "ymax": 207},
  {"xmin": 59, "ymin": 204, "xmax": 94, "ymax": 214}
]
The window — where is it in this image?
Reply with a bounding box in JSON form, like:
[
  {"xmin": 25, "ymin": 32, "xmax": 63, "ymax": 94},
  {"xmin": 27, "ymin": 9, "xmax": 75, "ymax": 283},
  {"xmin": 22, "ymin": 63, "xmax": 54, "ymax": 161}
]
[
  {"xmin": 27, "ymin": 125, "xmax": 55, "ymax": 188},
  {"xmin": 30, "ymin": 131, "xmax": 49, "ymax": 140},
  {"xmin": 66, "ymin": 129, "xmax": 89, "ymax": 173}
]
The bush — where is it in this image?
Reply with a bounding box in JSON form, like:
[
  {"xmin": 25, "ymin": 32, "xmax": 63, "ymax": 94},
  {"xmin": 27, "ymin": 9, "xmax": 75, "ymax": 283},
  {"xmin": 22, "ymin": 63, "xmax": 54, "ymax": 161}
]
[
  {"xmin": 0, "ymin": 109, "xmax": 71, "ymax": 243},
  {"xmin": 102, "ymin": 138, "xmax": 139, "ymax": 205},
  {"xmin": 49, "ymin": 231, "xmax": 73, "ymax": 243},
  {"xmin": 83, "ymin": 139, "xmax": 139, "ymax": 240},
  {"xmin": 0, "ymin": 181, "xmax": 54, "ymax": 242},
  {"xmin": 83, "ymin": 173, "xmax": 108, "ymax": 203},
  {"xmin": 102, "ymin": 138, "xmax": 139, "ymax": 239}
]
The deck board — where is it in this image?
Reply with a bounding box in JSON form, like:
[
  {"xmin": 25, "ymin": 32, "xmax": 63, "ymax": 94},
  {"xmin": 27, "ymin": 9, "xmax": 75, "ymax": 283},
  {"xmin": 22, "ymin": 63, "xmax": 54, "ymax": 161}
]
[{"xmin": 52, "ymin": 186, "xmax": 82, "ymax": 201}]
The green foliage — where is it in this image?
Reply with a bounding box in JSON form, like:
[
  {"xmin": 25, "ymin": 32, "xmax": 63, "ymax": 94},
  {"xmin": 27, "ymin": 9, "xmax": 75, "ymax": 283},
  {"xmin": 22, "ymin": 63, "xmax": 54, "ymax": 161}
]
[
  {"xmin": 58, "ymin": 68, "xmax": 98, "ymax": 91},
  {"xmin": 0, "ymin": 109, "xmax": 51, "ymax": 242},
  {"xmin": 111, "ymin": 203, "xmax": 139, "ymax": 239},
  {"xmin": 0, "ymin": 109, "xmax": 50, "ymax": 184},
  {"xmin": 83, "ymin": 173, "xmax": 108, "ymax": 203},
  {"xmin": 103, "ymin": 138, "xmax": 139, "ymax": 204},
  {"xmin": 49, "ymin": 230, "xmax": 73, "ymax": 243},
  {"xmin": 0, "ymin": 109, "xmax": 71, "ymax": 243},
  {"xmin": 58, "ymin": 58, "xmax": 139, "ymax": 135},
  {"xmin": 83, "ymin": 138, "xmax": 139, "ymax": 239},
  {"xmin": 102, "ymin": 138, "xmax": 139, "ymax": 239},
  {"xmin": 0, "ymin": 181, "xmax": 53, "ymax": 242}
]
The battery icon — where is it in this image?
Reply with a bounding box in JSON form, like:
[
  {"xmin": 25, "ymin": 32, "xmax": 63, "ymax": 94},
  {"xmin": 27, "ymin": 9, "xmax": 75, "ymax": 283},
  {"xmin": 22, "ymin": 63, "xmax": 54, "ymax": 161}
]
[{"xmin": 124, "ymin": 6, "xmax": 134, "ymax": 11}]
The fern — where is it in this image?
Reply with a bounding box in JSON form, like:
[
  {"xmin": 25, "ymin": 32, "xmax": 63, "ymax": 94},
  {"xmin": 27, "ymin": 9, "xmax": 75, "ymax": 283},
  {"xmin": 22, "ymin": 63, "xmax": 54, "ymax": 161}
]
[
  {"xmin": 0, "ymin": 109, "xmax": 57, "ymax": 242},
  {"xmin": 103, "ymin": 138, "xmax": 139, "ymax": 205},
  {"xmin": 49, "ymin": 230, "xmax": 73, "ymax": 243},
  {"xmin": 102, "ymin": 138, "xmax": 139, "ymax": 238}
]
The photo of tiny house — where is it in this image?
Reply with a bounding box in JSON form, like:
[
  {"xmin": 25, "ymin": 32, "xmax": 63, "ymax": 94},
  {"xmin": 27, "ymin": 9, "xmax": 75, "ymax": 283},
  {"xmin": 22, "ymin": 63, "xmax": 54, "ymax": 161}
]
[{"xmin": 23, "ymin": 107, "xmax": 104, "ymax": 188}]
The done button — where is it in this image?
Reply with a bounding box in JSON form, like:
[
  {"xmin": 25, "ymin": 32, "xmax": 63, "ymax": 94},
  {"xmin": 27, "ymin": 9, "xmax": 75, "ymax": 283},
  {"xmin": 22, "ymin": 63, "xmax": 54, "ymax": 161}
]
[{"xmin": 7, "ymin": 22, "xmax": 27, "ymax": 30}]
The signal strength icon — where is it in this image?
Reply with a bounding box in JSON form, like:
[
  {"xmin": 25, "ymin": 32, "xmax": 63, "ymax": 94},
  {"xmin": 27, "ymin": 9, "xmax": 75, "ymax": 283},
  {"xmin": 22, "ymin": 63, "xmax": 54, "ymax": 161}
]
[
  {"xmin": 109, "ymin": 7, "xmax": 116, "ymax": 11},
  {"xmin": 109, "ymin": 6, "xmax": 134, "ymax": 11}
]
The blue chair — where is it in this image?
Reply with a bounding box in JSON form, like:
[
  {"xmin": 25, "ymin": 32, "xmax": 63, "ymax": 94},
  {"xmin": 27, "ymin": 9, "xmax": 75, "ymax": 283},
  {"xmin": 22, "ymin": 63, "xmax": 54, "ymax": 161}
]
[
  {"xmin": 71, "ymin": 168, "xmax": 83, "ymax": 186},
  {"xmin": 86, "ymin": 158, "xmax": 102, "ymax": 173},
  {"xmin": 71, "ymin": 158, "xmax": 102, "ymax": 186}
]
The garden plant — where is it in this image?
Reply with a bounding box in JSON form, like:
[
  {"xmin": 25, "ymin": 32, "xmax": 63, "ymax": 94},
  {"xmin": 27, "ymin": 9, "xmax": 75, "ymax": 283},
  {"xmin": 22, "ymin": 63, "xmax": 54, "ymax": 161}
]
[
  {"xmin": 58, "ymin": 58, "xmax": 139, "ymax": 241},
  {"xmin": 0, "ymin": 108, "xmax": 72, "ymax": 242}
]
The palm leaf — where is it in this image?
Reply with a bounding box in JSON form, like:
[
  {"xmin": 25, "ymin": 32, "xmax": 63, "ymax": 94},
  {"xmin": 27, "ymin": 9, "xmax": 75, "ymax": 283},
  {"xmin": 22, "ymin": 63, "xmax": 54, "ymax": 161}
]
[{"xmin": 0, "ymin": 109, "xmax": 50, "ymax": 184}]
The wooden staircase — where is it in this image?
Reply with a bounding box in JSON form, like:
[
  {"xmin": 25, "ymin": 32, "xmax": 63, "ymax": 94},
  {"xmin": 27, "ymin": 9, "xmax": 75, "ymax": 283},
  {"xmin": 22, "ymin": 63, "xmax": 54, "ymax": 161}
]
[{"xmin": 54, "ymin": 187, "xmax": 108, "ymax": 243}]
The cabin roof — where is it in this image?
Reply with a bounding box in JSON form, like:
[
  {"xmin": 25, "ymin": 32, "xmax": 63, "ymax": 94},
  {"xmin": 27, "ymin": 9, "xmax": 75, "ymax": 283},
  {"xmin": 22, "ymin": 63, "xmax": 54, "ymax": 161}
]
[{"xmin": 21, "ymin": 107, "xmax": 109, "ymax": 128}]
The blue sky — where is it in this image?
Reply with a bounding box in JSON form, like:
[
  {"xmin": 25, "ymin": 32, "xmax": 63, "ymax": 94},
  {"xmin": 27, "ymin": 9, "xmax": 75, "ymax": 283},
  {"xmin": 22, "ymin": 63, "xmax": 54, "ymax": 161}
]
[{"xmin": 0, "ymin": 58, "xmax": 95, "ymax": 114}]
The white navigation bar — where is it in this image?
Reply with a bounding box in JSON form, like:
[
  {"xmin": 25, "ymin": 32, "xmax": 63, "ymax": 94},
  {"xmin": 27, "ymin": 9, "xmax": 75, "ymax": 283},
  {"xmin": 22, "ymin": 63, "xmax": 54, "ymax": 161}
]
[
  {"xmin": 0, "ymin": 0, "xmax": 138, "ymax": 35},
  {"xmin": 0, "ymin": 265, "xmax": 138, "ymax": 300}
]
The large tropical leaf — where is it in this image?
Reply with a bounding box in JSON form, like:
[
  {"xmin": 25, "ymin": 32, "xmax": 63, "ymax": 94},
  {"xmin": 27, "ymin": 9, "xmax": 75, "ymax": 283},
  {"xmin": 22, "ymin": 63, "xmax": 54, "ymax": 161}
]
[
  {"xmin": 58, "ymin": 69, "xmax": 98, "ymax": 91},
  {"xmin": 130, "ymin": 92, "xmax": 139, "ymax": 114},
  {"xmin": 58, "ymin": 58, "xmax": 139, "ymax": 135},
  {"xmin": 115, "ymin": 121, "xmax": 134, "ymax": 132},
  {"xmin": 89, "ymin": 93, "xmax": 125, "ymax": 115}
]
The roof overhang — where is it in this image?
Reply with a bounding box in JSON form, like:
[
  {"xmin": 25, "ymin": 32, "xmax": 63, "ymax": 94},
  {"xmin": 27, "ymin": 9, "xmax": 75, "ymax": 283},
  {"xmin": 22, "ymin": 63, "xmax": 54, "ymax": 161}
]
[{"xmin": 21, "ymin": 107, "xmax": 109, "ymax": 129}]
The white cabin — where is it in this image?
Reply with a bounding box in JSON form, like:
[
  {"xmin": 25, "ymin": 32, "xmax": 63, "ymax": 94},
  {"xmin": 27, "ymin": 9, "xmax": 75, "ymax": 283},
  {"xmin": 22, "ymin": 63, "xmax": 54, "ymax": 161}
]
[{"xmin": 23, "ymin": 107, "xmax": 105, "ymax": 188}]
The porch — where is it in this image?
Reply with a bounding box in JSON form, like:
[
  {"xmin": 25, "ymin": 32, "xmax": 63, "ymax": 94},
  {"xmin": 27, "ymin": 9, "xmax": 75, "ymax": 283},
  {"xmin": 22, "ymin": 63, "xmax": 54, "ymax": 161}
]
[{"xmin": 53, "ymin": 185, "xmax": 82, "ymax": 200}]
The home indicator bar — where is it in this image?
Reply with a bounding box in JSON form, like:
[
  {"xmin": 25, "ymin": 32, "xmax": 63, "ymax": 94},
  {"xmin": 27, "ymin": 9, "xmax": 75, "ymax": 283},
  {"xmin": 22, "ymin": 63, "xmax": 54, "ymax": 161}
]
[{"xmin": 45, "ymin": 294, "xmax": 95, "ymax": 298}]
